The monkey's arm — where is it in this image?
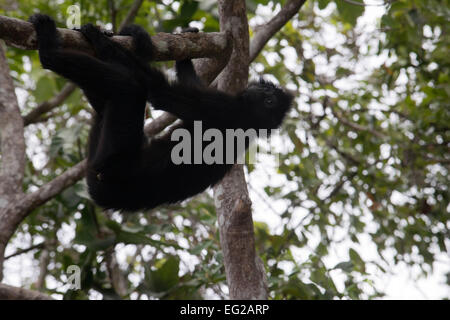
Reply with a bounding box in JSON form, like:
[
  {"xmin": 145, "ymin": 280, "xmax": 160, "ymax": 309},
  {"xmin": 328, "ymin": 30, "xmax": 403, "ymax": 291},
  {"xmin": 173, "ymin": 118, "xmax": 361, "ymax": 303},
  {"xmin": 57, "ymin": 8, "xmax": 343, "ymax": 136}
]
[
  {"xmin": 175, "ymin": 59, "xmax": 203, "ymax": 87},
  {"xmin": 145, "ymin": 71, "xmax": 239, "ymax": 126}
]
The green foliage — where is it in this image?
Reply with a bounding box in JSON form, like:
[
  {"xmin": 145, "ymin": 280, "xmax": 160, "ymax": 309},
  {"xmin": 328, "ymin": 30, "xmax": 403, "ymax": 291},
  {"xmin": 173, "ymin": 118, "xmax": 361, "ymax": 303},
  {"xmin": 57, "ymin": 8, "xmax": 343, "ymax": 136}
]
[
  {"xmin": 336, "ymin": 0, "xmax": 365, "ymax": 26},
  {"xmin": 146, "ymin": 256, "xmax": 180, "ymax": 293},
  {"xmin": 34, "ymin": 76, "xmax": 57, "ymax": 103}
]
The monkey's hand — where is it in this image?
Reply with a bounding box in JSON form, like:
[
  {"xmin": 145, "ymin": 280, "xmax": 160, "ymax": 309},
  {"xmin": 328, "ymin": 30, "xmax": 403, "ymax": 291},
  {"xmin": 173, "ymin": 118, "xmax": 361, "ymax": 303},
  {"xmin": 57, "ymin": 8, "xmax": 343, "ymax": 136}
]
[
  {"xmin": 119, "ymin": 24, "xmax": 153, "ymax": 61},
  {"xmin": 29, "ymin": 14, "xmax": 60, "ymax": 50}
]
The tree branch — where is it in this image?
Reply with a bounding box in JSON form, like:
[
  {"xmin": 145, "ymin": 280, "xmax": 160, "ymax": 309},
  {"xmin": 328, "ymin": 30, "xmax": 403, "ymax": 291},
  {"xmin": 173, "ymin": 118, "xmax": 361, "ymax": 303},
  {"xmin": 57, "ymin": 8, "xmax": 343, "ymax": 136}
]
[
  {"xmin": 144, "ymin": 112, "xmax": 178, "ymax": 136},
  {"xmin": 23, "ymin": 82, "xmax": 77, "ymax": 125},
  {"xmin": 118, "ymin": 0, "xmax": 144, "ymax": 32},
  {"xmin": 0, "ymin": 15, "xmax": 229, "ymax": 61},
  {"xmin": 213, "ymin": 0, "xmax": 268, "ymax": 300},
  {"xmin": 0, "ymin": 43, "xmax": 26, "ymax": 280},
  {"xmin": 0, "ymin": 160, "xmax": 87, "ymax": 266},
  {"xmin": 35, "ymin": 248, "xmax": 50, "ymax": 290},
  {"xmin": 5, "ymin": 242, "xmax": 45, "ymax": 260},
  {"xmin": 342, "ymin": 0, "xmax": 388, "ymax": 7},
  {"xmin": 0, "ymin": 283, "xmax": 54, "ymax": 300},
  {"xmin": 106, "ymin": 247, "xmax": 128, "ymax": 297},
  {"xmin": 108, "ymin": 0, "xmax": 118, "ymax": 32},
  {"xmin": 20, "ymin": 160, "xmax": 87, "ymax": 216},
  {"xmin": 249, "ymin": 0, "xmax": 306, "ymax": 62},
  {"xmin": 324, "ymin": 170, "xmax": 358, "ymax": 200},
  {"xmin": 332, "ymin": 108, "xmax": 386, "ymax": 139},
  {"xmin": 0, "ymin": 43, "xmax": 25, "ymax": 195}
]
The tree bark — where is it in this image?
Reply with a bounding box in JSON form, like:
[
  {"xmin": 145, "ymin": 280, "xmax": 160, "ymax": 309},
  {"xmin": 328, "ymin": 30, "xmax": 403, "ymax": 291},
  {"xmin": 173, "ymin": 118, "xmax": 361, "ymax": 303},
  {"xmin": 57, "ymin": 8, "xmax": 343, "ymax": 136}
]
[
  {"xmin": 0, "ymin": 42, "xmax": 26, "ymax": 281},
  {"xmin": 0, "ymin": 283, "xmax": 53, "ymax": 300},
  {"xmin": 0, "ymin": 15, "xmax": 229, "ymax": 61},
  {"xmin": 214, "ymin": 0, "xmax": 268, "ymax": 300}
]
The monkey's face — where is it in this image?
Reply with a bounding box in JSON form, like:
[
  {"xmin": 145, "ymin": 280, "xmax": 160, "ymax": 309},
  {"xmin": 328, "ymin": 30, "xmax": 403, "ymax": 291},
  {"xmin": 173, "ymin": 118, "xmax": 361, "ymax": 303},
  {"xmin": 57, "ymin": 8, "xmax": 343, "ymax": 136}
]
[{"xmin": 243, "ymin": 79, "xmax": 293, "ymax": 129}]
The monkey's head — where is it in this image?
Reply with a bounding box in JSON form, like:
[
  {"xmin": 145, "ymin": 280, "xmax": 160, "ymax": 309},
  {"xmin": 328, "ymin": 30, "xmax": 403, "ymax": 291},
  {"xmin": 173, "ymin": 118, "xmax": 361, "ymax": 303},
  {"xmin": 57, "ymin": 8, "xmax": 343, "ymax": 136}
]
[{"xmin": 241, "ymin": 78, "xmax": 293, "ymax": 129}]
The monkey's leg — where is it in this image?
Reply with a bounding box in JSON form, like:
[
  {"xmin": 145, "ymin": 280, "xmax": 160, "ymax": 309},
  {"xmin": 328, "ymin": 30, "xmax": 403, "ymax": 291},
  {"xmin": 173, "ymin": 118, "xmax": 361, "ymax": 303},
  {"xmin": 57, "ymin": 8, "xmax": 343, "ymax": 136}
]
[
  {"xmin": 78, "ymin": 23, "xmax": 133, "ymax": 64},
  {"xmin": 174, "ymin": 27, "xmax": 203, "ymax": 87},
  {"xmin": 30, "ymin": 16, "xmax": 146, "ymax": 108},
  {"xmin": 86, "ymin": 114, "xmax": 103, "ymax": 165},
  {"xmin": 175, "ymin": 59, "xmax": 203, "ymax": 87}
]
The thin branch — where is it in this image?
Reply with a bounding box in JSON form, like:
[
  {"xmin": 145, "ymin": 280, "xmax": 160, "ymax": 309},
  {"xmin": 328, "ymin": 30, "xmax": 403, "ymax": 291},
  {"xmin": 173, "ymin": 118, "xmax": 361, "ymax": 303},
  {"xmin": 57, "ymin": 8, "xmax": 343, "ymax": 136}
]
[
  {"xmin": 248, "ymin": 183, "xmax": 280, "ymax": 216},
  {"xmin": 0, "ymin": 160, "xmax": 87, "ymax": 257},
  {"xmin": 23, "ymin": 83, "xmax": 77, "ymax": 125},
  {"xmin": 324, "ymin": 170, "xmax": 358, "ymax": 200},
  {"xmin": 351, "ymin": 106, "xmax": 410, "ymax": 120},
  {"xmin": 5, "ymin": 242, "xmax": 45, "ymax": 260},
  {"xmin": 326, "ymin": 140, "xmax": 361, "ymax": 165},
  {"xmin": 342, "ymin": 0, "xmax": 388, "ymax": 7},
  {"xmin": 424, "ymin": 155, "xmax": 450, "ymax": 165},
  {"xmin": 250, "ymin": 0, "xmax": 307, "ymax": 62},
  {"xmin": 118, "ymin": 0, "xmax": 145, "ymax": 32},
  {"xmin": 144, "ymin": 112, "xmax": 178, "ymax": 136},
  {"xmin": 189, "ymin": 0, "xmax": 304, "ymax": 88},
  {"xmin": 19, "ymin": 160, "xmax": 87, "ymax": 216},
  {"xmin": 106, "ymin": 247, "xmax": 128, "ymax": 297},
  {"xmin": 108, "ymin": 0, "xmax": 118, "ymax": 32},
  {"xmin": 35, "ymin": 249, "xmax": 49, "ymax": 290},
  {"xmin": 0, "ymin": 283, "xmax": 54, "ymax": 300},
  {"xmin": 332, "ymin": 108, "xmax": 386, "ymax": 139}
]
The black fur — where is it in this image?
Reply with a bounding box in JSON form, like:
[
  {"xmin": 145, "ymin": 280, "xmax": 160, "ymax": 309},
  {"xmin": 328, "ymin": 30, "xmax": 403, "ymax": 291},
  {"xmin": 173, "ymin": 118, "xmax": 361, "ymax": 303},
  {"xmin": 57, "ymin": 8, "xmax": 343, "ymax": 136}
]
[{"xmin": 29, "ymin": 14, "xmax": 293, "ymax": 211}]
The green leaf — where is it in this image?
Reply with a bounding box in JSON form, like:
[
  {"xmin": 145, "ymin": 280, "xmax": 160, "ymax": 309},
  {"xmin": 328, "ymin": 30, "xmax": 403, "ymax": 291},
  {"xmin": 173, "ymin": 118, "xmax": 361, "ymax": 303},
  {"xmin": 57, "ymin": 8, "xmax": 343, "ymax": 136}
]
[
  {"xmin": 179, "ymin": 1, "xmax": 199, "ymax": 21},
  {"xmin": 336, "ymin": 0, "xmax": 365, "ymax": 26},
  {"xmin": 49, "ymin": 135, "xmax": 64, "ymax": 159},
  {"xmin": 147, "ymin": 256, "xmax": 180, "ymax": 293},
  {"xmin": 34, "ymin": 76, "xmax": 56, "ymax": 103},
  {"xmin": 333, "ymin": 261, "xmax": 354, "ymax": 272},
  {"xmin": 190, "ymin": 240, "xmax": 214, "ymax": 255},
  {"xmin": 349, "ymin": 248, "xmax": 366, "ymax": 273},
  {"xmin": 318, "ymin": 0, "xmax": 330, "ymax": 10}
]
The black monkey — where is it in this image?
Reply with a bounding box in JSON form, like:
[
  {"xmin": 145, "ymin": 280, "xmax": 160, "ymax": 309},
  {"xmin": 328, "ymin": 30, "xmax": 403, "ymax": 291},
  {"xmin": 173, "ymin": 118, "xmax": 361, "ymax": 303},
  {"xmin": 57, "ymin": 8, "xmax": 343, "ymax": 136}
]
[{"xmin": 29, "ymin": 14, "xmax": 293, "ymax": 211}]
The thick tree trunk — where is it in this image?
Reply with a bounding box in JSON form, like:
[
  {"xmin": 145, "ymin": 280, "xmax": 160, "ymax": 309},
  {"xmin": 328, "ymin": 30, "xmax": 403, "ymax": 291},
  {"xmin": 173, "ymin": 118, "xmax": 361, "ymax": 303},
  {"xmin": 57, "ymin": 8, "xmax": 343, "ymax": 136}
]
[
  {"xmin": 0, "ymin": 43, "xmax": 26, "ymax": 281},
  {"xmin": 214, "ymin": 0, "xmax": 268, "ymax": 300}
]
